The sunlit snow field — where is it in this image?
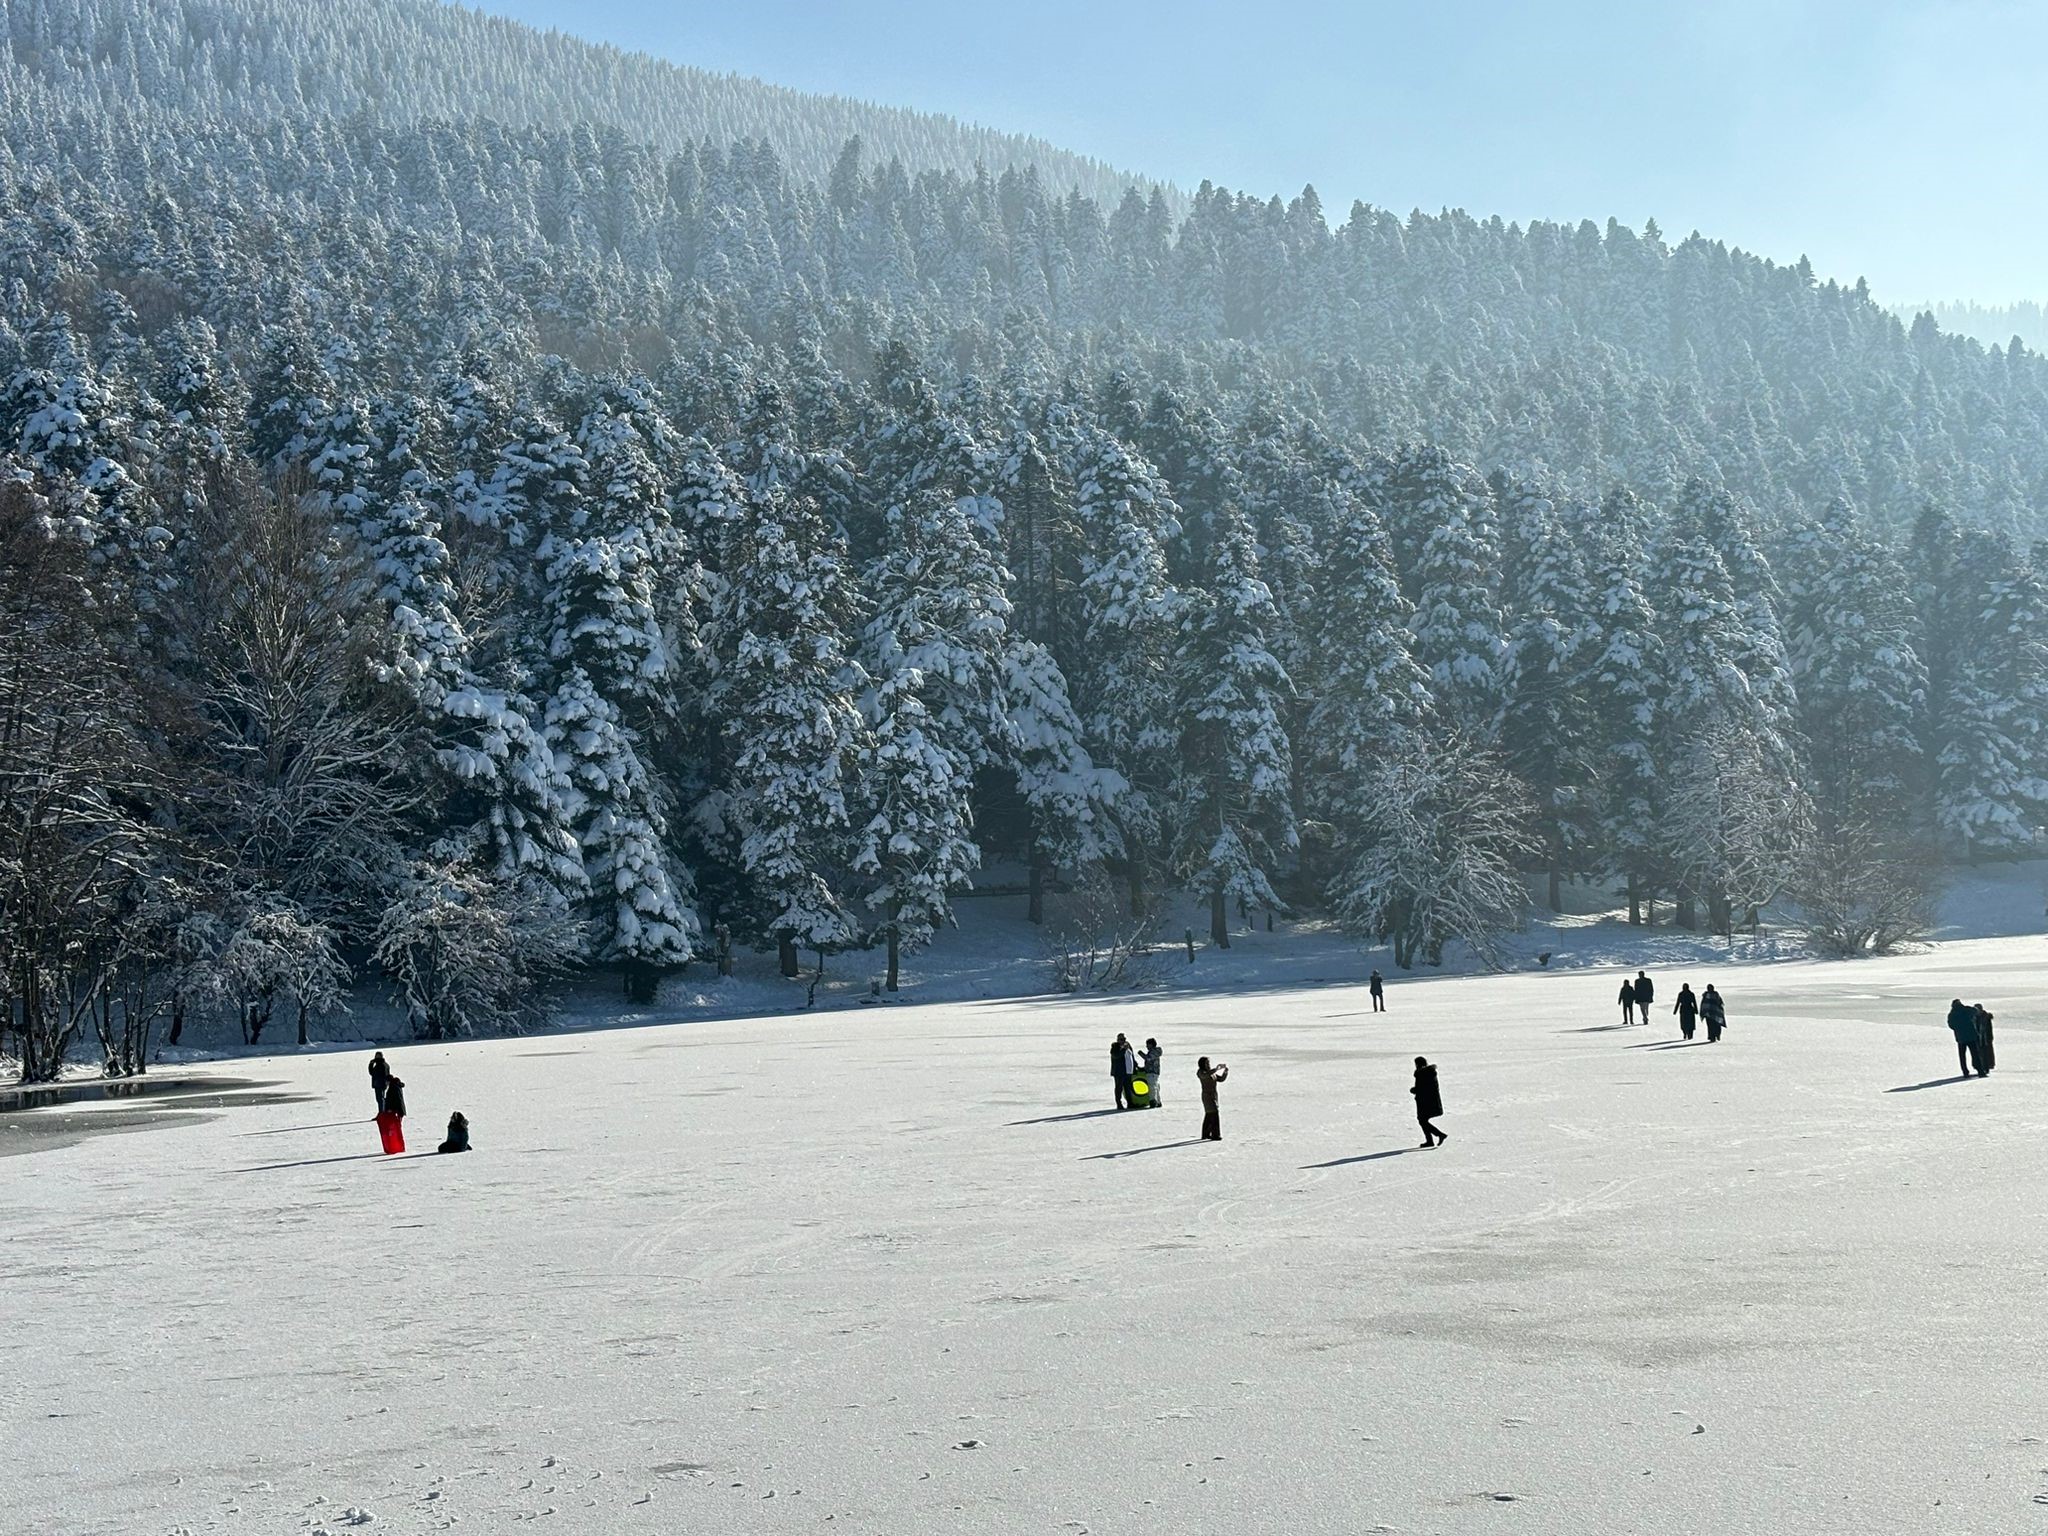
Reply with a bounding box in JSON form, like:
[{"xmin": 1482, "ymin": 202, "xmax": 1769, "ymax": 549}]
[{"xmin": 8, "ymin": 937, "xmax": 2048, "ymax": 1535}]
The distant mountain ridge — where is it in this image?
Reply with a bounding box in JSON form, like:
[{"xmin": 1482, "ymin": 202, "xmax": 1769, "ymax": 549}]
[{"xmin": 0, "ymin": 0, "xmax": 1173, "ymax": 210}]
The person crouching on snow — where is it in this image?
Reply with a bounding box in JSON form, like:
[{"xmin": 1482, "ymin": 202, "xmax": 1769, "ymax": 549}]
[{"xmin": 438, "ymin": 1111, "xmax": 470, "ymax": 1154}]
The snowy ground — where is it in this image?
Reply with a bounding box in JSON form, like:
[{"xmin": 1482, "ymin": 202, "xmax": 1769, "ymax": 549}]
[{"xmin": 8, "ymin": 936, "xmax": 2048, "ymax": 1534}]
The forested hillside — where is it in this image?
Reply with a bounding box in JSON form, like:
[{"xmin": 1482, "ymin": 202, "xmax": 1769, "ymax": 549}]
[
  {"xmin": 5, "ymin": 0, "xmax": 2047, "ymax": 1076},
  {"xmin": 1908, "ymin": 299, "xmax": 2048, "ymax": 356}
]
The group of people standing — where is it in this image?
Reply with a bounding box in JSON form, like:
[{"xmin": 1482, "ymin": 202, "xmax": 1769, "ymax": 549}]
[
  {"xmin": 1946, "ymin": 1000, "xmax": 1997, "ymax": 1078},
  {"xmin": 1106, "ymin": 1032, "xmax": 1227, "ymax": 1138},
  {"xmin": 367, "ymin": 1051, "xmax": 469, "ymax": 1155},
  {"xmin": 1108, "ymin": 1033, "xmax": 1165, "ymax": 1110},
  {"xmin": 1103, "ymin": 1034, "xmax": 1441, "ymax": 1149},
  {"xmin": 1618, "ymin": 971, "xmax": 1727, "ymax": 1043}
]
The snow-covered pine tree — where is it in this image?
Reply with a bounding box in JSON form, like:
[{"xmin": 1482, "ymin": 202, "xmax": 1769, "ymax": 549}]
[
  {"xmin": 1002, "ymin": 637, "xmax": 1126, "ymax": 922},
  {"xmin": 1933, "ymin": 529, "xmax": 2048, "ymax": 857},
  {"xmin": 1781, "ymin": 499, "xmax": 1927, "ymax": 829},
  {"xmin": 855, "ymin": 490, "xmax": 1015, "ymax": 987},
  {"xmin": 705, "ymin": 463, "xmax": 870, "ymax": 977},
  {"xmin": 1648, "ymin": 534, "xmax": 1805, "ymax": 932},
  {"xmin": 534, "ymin": 376, "xmax": 704, "ymax": 998},
  {"xmin": 1298, "ymin": 483, "xmax": 1433, "ymax": 894},
  {"xmin": 1572, "ymin": 494, "xmax": 1664, "ymax": 922},
  {"xmin": 1173, "ymin": 503, "xmax": 1297, "ymax": 946},
  {"xmin": 1406, "ymin": 484, "xmax": 1508, "ymax": 740},
  {"xmin": 1677, "ymin": 478, "xmax": 1800, "ymax": 755},
  {"xmin": 1495, "ymin": 473, "xmax": 1600, "ymax": 908},
  {"xmin": 1058, "ymin": 414, "xmax": 1184, "ymax": 915}
]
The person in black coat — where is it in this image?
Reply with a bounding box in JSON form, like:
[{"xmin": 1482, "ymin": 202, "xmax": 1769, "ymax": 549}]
[
  {"xmin": 437, "ymin": 1111, "xmax": 470, "ymax": 1154},
  {"xmin": 1673, "ymin": 983, "xmax": 1698, "ymax": 1041},
  {"xmin": 1110, "ymin": 1033, "xmax": 1135, "ymax": 1109},
  {"xmin": 1946, "ymin": 998, "xmax": 1977, "ymax": 1078},
  {"xmin": 1633, "ymin": 971, "xmax": 1655, "ymax": 1025},
  {"xmin": 1970, "ymin": 1005, "xmax": 1996, "ymax": 1077},
  {"xmin": 381, "ymin": 1074, "xmax": 407, "ymax": 1121},
  {"xmin": 1700, "ymin": 985, "xmax": 1726, "ymax": 1044},
  {"xmin": 1617, "ymin": 978, "xmax": 1636, "ymax": 1025},
  {"xmin": 368, "ymin": 1051, "xmax": 391, "ymax": 1113},
  {"xmin": 1369, "ymin": 970, "xmax": 1386, "ymax": 1013},
  {"xmin": 1197, "ymin": 1057, "xmax": 1228, "ymax": 1141},
  {"xmin": 1411, "ymin": 1057, "xmax": 1446, "ymax": 1147}
]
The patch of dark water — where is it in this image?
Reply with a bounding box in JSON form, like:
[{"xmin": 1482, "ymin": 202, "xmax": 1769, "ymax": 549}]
[{"xmin": 0, "ymin": 1077, "xmax": 314, "ymax": 1160}]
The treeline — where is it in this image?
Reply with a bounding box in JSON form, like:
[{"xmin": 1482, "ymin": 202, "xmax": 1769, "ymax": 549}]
[{"xmin": 6, "ymin": 325, "xmax": 2042, "ymax": 1079}]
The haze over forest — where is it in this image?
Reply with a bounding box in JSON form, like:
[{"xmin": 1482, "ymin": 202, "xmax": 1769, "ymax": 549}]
[{"xmin": 4, "ymin": 0, "xmax": 2046, "ymax": 1069}]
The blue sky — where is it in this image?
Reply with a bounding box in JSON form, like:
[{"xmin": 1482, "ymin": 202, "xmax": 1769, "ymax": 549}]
[{"xmin": 479, "ymin": 0, "xmax": 2044, "ymax": 304}]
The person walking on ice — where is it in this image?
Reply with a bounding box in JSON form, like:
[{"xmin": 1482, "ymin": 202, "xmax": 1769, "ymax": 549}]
[
  {"xmin": 1633, "ymin": 971, "xmax": 1655, "ymax": 1026},
  {"xmin": 1673, "ymin": 983, "xmax": 1698, "ymax": 1041},
  {"xmin": 1197, "ymin": 1057, "xmax": 1228, "ymax": 1142},
  {"xmin": 1411, "ymin": 1057, "xmax": 1447, "ymax": 1147},
  {"xmin": 368, "ymin": 1051, "xmax": 391, "ymax": 1114},
  {"xmin": 1971, "ymin": 1005, "xmax": 1996, "ymax": 1076},
  {"xmin": 1369, "ymin": 969, "xmax": 1386, "ymax": 1012},
  {"xmin": 1700, "ymin": 984, "xmax": 1726, "ymax": 1044},
  {"xmin": 1947, "ymin": 999, "xmax": 1980, "ymax": 1078},
  {"xmin": 1617, "ymin": 977, "xmax": 1637, "ymax": 1026}
]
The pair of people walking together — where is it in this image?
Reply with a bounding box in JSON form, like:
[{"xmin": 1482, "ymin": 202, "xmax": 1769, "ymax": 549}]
[{"xmin": 1670, "ymin": 983, "xmax": 1726, "ymax": 1043}]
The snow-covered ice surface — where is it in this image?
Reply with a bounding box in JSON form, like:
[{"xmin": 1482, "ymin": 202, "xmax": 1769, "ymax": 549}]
[{"xmin": 9, "ymin": 937, "xmax": 2048, "ymax": 1534}]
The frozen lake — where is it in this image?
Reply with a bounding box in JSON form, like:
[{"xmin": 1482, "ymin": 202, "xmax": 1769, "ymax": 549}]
[{"xmin": 8, "ymin": 938, "xmax": 2047, "ymax": 1534}]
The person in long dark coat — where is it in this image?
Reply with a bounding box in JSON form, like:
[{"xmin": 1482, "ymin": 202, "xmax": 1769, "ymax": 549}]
[
  {"xmin": 1110, "ymin": 1034, "xmax": 1133, "ymax": 1109},
  {"xmin": 1970, "ymin": 1005, "xmax": 1996, "ymax": 1077},
  {"xmin": 1673, "ymin": 983, "xmax": 1699, "ymax": 1041},
  {"xmin": 368, "ymin": 1051, "xmax": 391, "ymax": 1113},
  {"xmin": 1633, "ymin": 971, "xmax": 1655, "ymax": 1026},
  {"xmin": 1617, "ymin": 978, "xmax": 1637, "ymax": 1025},
  {"xmin": 1143, "ymin": 1038, "xmax": 1164, "ymax": 1107},
  {"xmin": 1946, "ymin": 999, "xmax": 1978, "ymax": 1078},
  {"xmin": 1197, "ymin": 1057, "xmax": 1228, "ymax": 1141},
  {"xmin": 1369, "ymin": 970, "xmax": 1386, "ymax": 1013},
  {"xmin": 1700, "ymin": 985, "xmax": 1726, "ymax": 1044},
  {"xmin": 437, "ymin": 1111, "xmax": 470, "ymax": 1154},
  {"xmin": 1411, "ymin": 1057, "xmax": 1446, "ymax": 1147},
  {"xmin": 376, "ymin": 1073, "xmax": 408, "ymax": 1154}
]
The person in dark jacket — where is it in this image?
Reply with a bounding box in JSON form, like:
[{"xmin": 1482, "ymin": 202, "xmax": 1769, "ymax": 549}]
[
  {"xmin": 1968, "ymin": 1003, "xmax": 1996, "ymax": 1076},
  {"xmin": 1411, "ymin": 1057, "xmax": 1446, "ymax": 1147},
  {"xmin": 1111, "ymin": 1033, "xmax": 1135, "ymax": 1109},
  {"xmin": 1617, "ymin": 978, "xmax": 1637, "ymax": 1025},
  {"xmin": 1142, "ymin": 1038, "xmax": 1164, "ymax": 1107},
  {"xmin": 1369, "ymin": 970, "xmax": 1386, "ymax": 1012},
  {"xmin": 1673, "ymin": 983, "xmax": 1699, "ymax": 1041},
  {"xmin": 368, "ymin": 1051, "xmax": 390, "ymax": 1113},
  {"xmin": 1633, "ymin": 971, "xmax": 1655, "ymax": 1025},
  {"xmin": 437, "ymin": 1111, "xmax": 470, "ymax": 1154},
  {"xmin": 1700, "ymin": 985, "xmax": 1726, "ymax": 1044},
  {"xmin": 375, "ymin": 1074, "xmax": 408, "ymax": 1154},
  {"xmin": 1197, "ymin": 1057, "xmax": 1228, "ymax": 1141},
  {"xmin": 1946, "ymin": 999, "xmax": 1977, "ymax": 1078}
]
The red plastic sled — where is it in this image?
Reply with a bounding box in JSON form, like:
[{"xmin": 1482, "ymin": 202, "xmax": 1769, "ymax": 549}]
[{"xmin": 376, "ymin": 1112, "xmax": 405, "ymax": 1155}]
